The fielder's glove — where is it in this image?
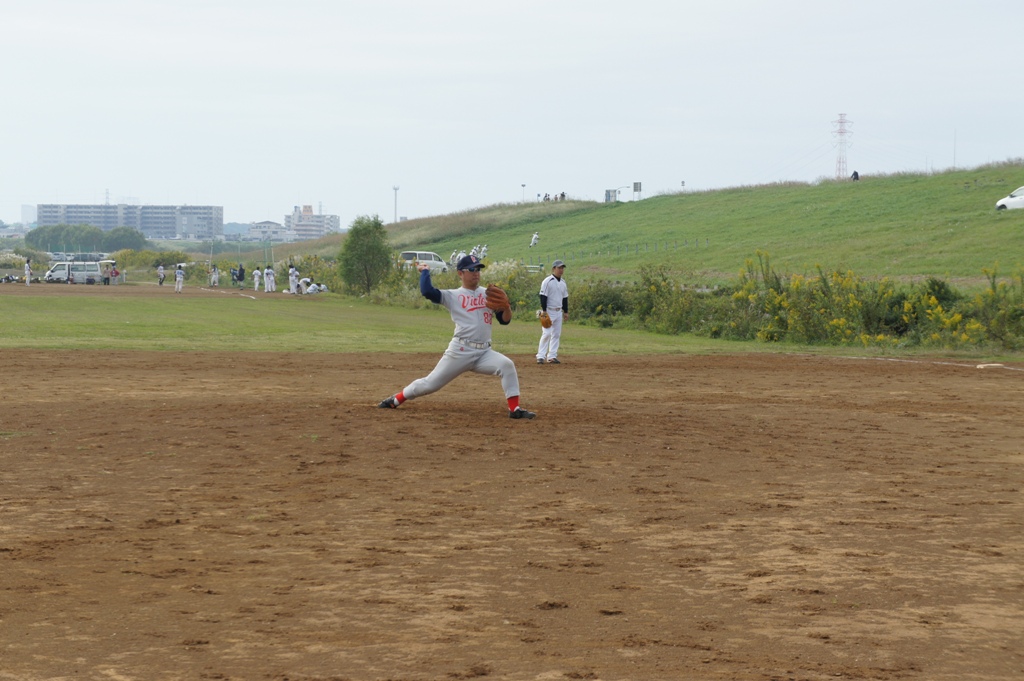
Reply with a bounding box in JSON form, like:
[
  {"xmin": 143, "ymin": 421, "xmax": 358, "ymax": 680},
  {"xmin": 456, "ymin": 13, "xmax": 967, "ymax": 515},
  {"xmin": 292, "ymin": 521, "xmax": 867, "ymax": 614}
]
[
  {"xmin": 538, "ymin": 310, "xmax": 553, "ymax": 328},
  {"xmin": 485, "ymin": 284, "xmax": 512, "ymax": 315}
]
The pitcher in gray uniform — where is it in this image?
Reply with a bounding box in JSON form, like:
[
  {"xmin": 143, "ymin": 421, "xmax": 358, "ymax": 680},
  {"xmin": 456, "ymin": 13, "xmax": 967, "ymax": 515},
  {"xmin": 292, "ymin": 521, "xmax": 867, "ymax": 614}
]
[{"xmin": 378, "ymin": 254, "xmax": 536, "ymax": 419}]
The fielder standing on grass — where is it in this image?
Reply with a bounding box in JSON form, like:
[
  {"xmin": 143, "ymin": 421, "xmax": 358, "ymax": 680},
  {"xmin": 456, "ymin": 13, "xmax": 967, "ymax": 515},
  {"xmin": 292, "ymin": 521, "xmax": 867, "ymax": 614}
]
[
  {"xmin": 378, "ymin": 254, "xmax": 536, "ymax": 420},
  {"xmin": 24, "ymin": 259, "xmax": 32, "ymax": 286},
  {"xmin": 537, "ymin": 260, "xmax": 568, "ymax": 364}
]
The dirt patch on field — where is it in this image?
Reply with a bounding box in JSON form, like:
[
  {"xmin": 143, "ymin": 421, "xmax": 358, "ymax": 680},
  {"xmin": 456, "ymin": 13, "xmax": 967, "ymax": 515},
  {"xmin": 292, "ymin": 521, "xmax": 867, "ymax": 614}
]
[{"xmin": 2, "ymin": 306, "xmax": 1023, "ymax": 679}]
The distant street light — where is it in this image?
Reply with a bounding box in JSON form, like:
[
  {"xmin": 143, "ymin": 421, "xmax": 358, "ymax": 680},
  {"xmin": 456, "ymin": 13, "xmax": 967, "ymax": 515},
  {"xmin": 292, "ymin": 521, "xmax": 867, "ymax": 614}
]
[
  {"xmin": 393, "ymin": 185, "xmax": 399, "ymax": 223},
  {"xmin": 521, "ymin": 184, "xmax": 526, "ymax": 202},
  {"xmin": 616, "ymin": 185, "xmax": 630, "ymax": 201}
]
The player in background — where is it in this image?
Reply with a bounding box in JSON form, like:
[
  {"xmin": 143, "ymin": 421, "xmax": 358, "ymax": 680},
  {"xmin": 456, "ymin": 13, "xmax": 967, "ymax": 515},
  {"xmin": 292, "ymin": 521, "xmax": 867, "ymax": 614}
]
[
  {"xmin": 378, "ymin": 254, "xmax": 536, "ymax": 420},
  {"xmin": 157, "ymin": 264, "xmax": 165, "ymax": 286},
  {"xmin": 174, "ymin": 265, "xmax": 185, "ymax": 293},
  {"xmin": 253, "ymin": 267, "xmax": 262, "ymax": 291},
  {"xmin": 24, "ymin": 259, "xmax": 32, "ymax": 286},
  {"xmin": 537, "ymin": 260, "xmax": 568, "ymax": 364}
]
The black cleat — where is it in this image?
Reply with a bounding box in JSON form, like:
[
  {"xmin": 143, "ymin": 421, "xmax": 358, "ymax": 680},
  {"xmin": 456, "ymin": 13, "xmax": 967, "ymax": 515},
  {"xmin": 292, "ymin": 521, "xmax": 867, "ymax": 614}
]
[
  {"xmin": 378, "ymin": 396, "xmax": 398, "ymax": 409},
  {"xmin": 547, "ymin": 358, "xmax": 561, "ymax": 364},
  {"xmin": 509, "ymin": 407, "xmax": 536, "ymax": 420},
  {"xmin": 537, "ymin": 358, "xmax": 545, "ymax": 364}
]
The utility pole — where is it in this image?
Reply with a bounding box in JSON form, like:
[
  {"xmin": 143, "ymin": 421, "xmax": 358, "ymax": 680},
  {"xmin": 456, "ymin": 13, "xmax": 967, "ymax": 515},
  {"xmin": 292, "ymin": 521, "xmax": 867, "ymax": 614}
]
[
  {"xmin": 833, "ymin": 113, "xmax": 852, "ymax": 180},
  {"xmin": 393, "ymin": 185, "xmax": 399, "ymax": 223}
]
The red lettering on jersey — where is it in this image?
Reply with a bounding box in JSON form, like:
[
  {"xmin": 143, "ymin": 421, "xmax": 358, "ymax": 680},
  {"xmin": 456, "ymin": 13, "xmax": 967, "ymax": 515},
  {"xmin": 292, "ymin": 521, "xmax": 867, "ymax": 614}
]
[{"xmin": 459, "ymin": 291, "xmax": 489, "ymax": 313}]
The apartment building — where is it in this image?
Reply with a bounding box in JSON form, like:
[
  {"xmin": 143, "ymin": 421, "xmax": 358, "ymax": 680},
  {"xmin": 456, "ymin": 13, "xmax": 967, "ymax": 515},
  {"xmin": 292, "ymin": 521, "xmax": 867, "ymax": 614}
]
[
  {"xmin": 284, "ymin": 205, "xmax": 341, "ymax": 241},
  {"xmin": 37, "ymin": 204, "xmax": 224, "ymax": 240},
  {"xmin": 247, "ymin": 221, "xmax": 297, "ymax": 242}
]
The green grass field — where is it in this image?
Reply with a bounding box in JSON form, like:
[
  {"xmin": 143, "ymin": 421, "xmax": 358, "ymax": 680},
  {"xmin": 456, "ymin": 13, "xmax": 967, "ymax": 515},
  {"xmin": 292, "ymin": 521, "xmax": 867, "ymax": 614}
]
[
  {"xmin": 5, "ymin": 289, "xmax": 1019, "ymax": 362},
  {"xmin": 5, "ymin": 163, "xmax": 1022, "ymax": 358},
  {"xmin": 0, "ymin": 292, "xmax": 729, "ymax": 355}
]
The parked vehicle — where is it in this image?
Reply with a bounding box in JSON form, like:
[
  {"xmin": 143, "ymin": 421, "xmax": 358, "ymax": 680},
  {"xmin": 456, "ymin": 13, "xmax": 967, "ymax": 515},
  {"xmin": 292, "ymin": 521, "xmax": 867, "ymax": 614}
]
[
  {"xmin": 44, "ymin": 261, "xmax": 103, "ymax": 284},
  {"xmin": 995, "ymin": 186, "xmax": 1024, "ymax": 210},
  {"xmin": 399, "ymin": 250, "xmax": 449, "ymax": 273}
]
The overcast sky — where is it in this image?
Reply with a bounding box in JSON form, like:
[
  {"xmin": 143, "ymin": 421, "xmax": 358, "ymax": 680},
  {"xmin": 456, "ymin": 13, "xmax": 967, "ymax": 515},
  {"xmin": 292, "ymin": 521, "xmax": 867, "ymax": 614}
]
[{"xmin": 2, "ymin": 0, "xmax": 1020, "ymax": 227}]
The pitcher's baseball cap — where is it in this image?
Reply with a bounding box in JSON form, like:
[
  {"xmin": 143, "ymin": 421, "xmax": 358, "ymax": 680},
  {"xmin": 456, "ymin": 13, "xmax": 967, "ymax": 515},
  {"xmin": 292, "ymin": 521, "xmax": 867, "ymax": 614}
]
[
  {"xmin": 457, "ymin": 254, "xmax": 485, "ymax": 271},
  {"xmin": 552, "ymin": 260, "xmax": 566, "ymax": 268}
]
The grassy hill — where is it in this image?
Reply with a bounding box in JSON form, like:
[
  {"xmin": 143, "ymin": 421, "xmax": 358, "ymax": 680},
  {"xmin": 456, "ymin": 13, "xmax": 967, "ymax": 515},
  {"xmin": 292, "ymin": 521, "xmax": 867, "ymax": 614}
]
[
  {"xmin": 383, "ymin": 161, "xmax": 1024, "ymax": 287},
  {"xmin": 222, "ymin": 161, "xmax": 1024, "ymax": 288}
]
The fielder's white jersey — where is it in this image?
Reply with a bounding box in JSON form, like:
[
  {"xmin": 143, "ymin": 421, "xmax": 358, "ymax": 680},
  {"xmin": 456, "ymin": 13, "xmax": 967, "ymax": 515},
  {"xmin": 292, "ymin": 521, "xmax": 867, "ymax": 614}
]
[
  {"xmin": 439, "ymin": 286, "xmax": 495, "ymax": 344},
  {"xmin": 539, "ymin": 274, "xmax": 568, "ymax": 310}
]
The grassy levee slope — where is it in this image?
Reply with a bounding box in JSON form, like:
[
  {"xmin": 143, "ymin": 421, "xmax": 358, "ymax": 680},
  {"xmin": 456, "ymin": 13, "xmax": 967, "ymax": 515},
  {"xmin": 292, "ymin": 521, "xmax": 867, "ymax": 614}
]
[{"xmin": 377, "ymin": 162, "xmax": 1024, "ymax": 286}]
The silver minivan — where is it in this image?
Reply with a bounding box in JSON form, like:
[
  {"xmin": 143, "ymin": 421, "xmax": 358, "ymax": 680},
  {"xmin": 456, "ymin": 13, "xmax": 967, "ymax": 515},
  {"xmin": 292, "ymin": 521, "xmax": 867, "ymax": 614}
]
[
  {"xmin": 399, "ymin": 250, "xmax": 448, "ymax": 273},
  {"xmin": 44, "ymin": 261, "xmax": 103, "ymax": 284}
]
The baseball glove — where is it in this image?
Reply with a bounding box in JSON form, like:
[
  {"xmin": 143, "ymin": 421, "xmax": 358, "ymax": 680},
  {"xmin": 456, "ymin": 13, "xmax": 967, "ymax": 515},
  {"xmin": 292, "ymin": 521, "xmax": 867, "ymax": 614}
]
[
  {"xmin": 538, "ymin": 310, "xmax": 553, "ymax": 328},
  {"xmin": 485, "ymin": 284, "xmax": 511, "ymax": 314}
]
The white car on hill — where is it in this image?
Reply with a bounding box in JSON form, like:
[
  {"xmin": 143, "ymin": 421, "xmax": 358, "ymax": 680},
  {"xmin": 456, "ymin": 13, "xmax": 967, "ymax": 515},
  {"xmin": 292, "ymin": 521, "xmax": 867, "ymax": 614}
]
[
  {"xmin": 995, "ymin": 186, "xmax": 1024, "ymax": 210},
  {"xmin": 399, "ymin": 250, "xmax": 448, "ymax": 273}
]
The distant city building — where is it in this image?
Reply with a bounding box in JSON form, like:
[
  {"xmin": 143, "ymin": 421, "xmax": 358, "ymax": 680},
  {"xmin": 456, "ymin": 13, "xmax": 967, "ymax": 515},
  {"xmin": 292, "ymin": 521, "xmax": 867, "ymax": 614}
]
[
  {"xmin": 247, "ymin": 220, "xmax": 297, "ymax": 242},
  {"xmin": 36, "ymin": 204, "xmax": 224, "ymax": 240},
  {"xmin": 284, "ymin": 205, "xmax": 340, "ymax": 241}
]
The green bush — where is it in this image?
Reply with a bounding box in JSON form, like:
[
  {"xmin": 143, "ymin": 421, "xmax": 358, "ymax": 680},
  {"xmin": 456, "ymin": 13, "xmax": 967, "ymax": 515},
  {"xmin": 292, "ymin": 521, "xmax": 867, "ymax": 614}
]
[
  {"xmin": 571, "ymin": 280, "xmax": 634, "ymax": 328},
  {"xmin": 359, "ymin": 247, "xmax": 1024, "ymax": 352}
]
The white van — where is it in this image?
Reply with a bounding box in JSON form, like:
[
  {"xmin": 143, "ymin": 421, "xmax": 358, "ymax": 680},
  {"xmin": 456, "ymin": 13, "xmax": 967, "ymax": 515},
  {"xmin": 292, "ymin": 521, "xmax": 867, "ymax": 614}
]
[
  {"xmin": 399, "ymin": 250, "xmax": 448, "ymax": 273},
  {"xmin": 44, "ymin": 261, "xmax": 103, "ymax": 284}
]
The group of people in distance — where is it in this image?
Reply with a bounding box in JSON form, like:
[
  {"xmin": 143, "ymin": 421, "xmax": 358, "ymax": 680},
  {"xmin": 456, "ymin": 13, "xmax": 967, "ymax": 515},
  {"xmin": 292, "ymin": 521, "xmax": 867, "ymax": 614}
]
[{"xmin": 154, "ymin": 263, "xmax": 327, "ymax": 295}]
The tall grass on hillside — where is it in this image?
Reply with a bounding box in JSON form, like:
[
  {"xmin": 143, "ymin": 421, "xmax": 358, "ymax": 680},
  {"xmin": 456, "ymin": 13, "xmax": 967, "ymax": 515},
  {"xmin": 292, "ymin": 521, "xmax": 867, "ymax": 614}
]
[{"xmin": 729, "ymin": 253, "xmax": 1023, "ymax": 349}]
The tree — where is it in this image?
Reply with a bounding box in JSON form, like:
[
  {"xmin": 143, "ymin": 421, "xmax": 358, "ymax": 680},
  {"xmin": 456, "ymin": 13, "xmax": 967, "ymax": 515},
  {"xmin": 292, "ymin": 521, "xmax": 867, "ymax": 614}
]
[
  {"xmin": 26, "ymin": 224, "xmax": 105, "ymax": 254},
  {"xmin": 103, "ymin": 226, "xmax": 149, "ymax": 252},
  {"xmin": 339, "ymin": 215, "xmax": 392, "ymax": 294}
]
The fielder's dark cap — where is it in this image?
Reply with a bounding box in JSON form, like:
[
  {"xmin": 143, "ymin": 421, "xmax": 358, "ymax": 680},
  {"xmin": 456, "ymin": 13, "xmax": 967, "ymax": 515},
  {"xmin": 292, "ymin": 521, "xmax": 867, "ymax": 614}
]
[
  {"xmin": 457, "ymin": 254, "xmax": 485, "ymax": 271},
  {"xmin": 552, "ymin": 260, "xmax": 566, "ymax": 268}
]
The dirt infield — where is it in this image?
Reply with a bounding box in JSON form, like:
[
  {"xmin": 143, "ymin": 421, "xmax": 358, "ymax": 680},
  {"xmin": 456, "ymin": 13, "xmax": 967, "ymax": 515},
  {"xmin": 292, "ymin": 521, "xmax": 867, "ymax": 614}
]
[{"xmin": 2, "ymin": 344, "xmax": 1023, "ymax": 680}]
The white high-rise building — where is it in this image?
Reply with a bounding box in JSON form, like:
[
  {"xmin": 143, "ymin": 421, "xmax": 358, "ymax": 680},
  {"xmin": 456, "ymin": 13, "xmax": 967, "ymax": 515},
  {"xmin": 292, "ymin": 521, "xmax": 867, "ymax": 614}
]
[{"xmin": 284, "ymin": 205, "xmax": 341, "ymax": 241}]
